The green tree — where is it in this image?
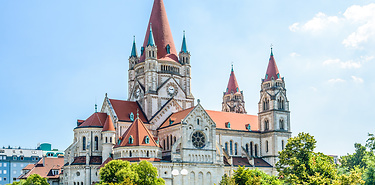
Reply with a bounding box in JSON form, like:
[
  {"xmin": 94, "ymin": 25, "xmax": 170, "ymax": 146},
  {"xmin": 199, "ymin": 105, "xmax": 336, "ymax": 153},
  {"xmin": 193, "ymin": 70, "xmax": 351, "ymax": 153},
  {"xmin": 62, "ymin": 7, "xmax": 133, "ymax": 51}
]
[
  {"xmin": 333, "ymin": 167, "xmax": 365, "ymax": 185},
  {"xmin": 131, "ymin": 160, "xmax": 165, "ymax": 185},
  {"xmin": 366, "ymin": 133, "xmax": 375, "ymax": 151},
  {"xmin": 340, "ymin": 143, "xmax": 373, "ymax": 171},
  {"xmin": 231, "ymin": 166, "xmax": 282, "ymax": 185},
  {"xmin": 219, "ymin": 174, "xmax": 236, "ymax": 185},
  {"xmin": 11, "ymin": 174, "xmax": 49, "ymax": 185},
  {"xmin": 99, "ymin": 160, "xmax": 133, "ymax": 183},
  {"xmin": 276, "ymin": 132, "xmax": 338, "ymax": 184},
  {"xmin": 98, "ymin": 160, "xmax": 164, "ymax": 185}
]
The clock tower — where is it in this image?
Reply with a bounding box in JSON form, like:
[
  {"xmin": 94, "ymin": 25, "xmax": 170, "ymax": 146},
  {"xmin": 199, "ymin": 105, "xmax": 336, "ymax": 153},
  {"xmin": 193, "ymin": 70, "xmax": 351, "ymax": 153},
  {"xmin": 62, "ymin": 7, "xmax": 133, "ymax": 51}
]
[{"xmin": 127, "ymin": 0, "xmax": 194, "ymax": 119}]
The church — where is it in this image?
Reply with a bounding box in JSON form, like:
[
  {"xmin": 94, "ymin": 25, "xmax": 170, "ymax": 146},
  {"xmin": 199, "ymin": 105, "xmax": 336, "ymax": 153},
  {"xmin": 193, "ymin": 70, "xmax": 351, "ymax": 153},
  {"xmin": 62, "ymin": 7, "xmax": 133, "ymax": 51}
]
[{"xmin": 62, "ymin": 0, "xmax": 291, "ymax": 184}]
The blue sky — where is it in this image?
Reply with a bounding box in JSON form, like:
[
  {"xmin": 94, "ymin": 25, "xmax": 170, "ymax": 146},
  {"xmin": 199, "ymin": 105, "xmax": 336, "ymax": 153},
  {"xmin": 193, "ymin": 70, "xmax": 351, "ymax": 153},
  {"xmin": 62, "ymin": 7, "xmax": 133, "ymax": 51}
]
[{"xmin": 1, "ymin": 0, "xmax": 374, "ymax": 156}]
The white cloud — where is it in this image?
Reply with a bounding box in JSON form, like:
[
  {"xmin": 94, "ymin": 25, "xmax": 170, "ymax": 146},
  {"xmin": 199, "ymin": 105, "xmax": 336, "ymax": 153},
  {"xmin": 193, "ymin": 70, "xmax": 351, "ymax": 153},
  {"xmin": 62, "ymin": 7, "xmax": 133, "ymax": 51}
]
[
  {"xmin": 351, "ymin": 76, "xmax": 364, "ymax": 83},
  {"xmin": 290, "ymin": 52, "xmax": 300, "ymax": 57},
  {"xmin": 328, "ymin": 78, "xmax": 346, "ymax": 83},
  {"xmin": 290, "ymin": 3, "xmax": 375, "ymax": 48},
  {"xmin": 289, "ymin": 12, "xmax": 339, "ymax": 32},
  {"xmin": 323, "ymin": 56, "xmax": 373, "ymax": 69}
]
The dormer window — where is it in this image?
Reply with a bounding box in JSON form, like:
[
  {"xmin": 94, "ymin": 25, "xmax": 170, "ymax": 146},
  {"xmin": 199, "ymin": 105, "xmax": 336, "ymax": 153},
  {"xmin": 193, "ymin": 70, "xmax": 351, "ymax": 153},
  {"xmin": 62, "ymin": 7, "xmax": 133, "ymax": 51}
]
[
  {"xmin": 166, "ymin": 44, "xmax": 171, "ymax": 54},
  {"xmin": 145, "ymin": 136, "xmax": 150, "ymax": 144},
  {"xmin": 169, "ymin": 118, "xmax": 175, "ymax": 125},
  {"xmin": 129, "ymin": 136, "xmax": 133, "ymax": 144},
  {"xmin": 225, "ymin": 122, "xmax": 231, "ymax": 129},
  {"xmin": 52, "ymin": 169, "xmax": 59, "ymax": 176},
  {"xmin": 130, "ymin": 112, "xmax": 134, "ymax": 121},
  {"xmin": 246, "ymin": 124, "xmax": 251, "ymax": 131}
]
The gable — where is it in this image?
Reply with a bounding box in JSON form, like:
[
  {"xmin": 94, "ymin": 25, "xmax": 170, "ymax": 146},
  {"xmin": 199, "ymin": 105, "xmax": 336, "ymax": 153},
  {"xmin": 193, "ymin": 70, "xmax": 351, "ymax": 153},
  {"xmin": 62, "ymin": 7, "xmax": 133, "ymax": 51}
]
[
  {"xmin": 157, "ymin": 77, "xmax": 186, "ymax": 100},
  {"xmin": 150, "ymin": 98, "xmax": 183, "ymax": 130}
]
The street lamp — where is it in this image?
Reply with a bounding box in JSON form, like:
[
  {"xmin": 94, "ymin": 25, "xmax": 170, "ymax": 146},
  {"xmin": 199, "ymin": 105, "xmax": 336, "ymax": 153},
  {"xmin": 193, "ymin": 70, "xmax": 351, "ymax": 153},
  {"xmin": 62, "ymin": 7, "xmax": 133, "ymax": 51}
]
[{"xmin": 172, "ymin": 169, "xmax": 188, "ymax": 185}]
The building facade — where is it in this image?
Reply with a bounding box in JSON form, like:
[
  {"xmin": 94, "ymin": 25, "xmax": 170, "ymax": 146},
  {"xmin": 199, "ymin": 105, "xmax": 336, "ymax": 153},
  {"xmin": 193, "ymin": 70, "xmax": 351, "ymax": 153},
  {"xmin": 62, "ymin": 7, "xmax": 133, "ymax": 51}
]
[{"xmin": 63, "ymin": 0, "xmax": 292, "ymax": 184}]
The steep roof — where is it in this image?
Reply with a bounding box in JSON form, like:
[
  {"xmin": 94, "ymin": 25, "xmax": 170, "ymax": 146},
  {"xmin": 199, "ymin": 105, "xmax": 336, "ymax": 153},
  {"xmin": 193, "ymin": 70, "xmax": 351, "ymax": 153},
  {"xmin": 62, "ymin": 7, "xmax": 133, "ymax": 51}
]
[
  {"xmin": 108, "ymin": 99, "xmax": 148, "ymax": 123},
  {"xmin": 158, "ymin": 107, "xmax": 194, "ymax": 129},
  {"xmin": 77, "ymin": 112, "xmax": 108, "ymax": 128},
  {"xmin": 130, "ymin": 36, "xmax": 138, "ymax": 57},
  {"xmin": 102, "ymin": 115, "xmax": 115, "ymax": 132},
  {"xmin": 115, "ymin": 118, "xmax": 159, "ymax": 148},
  {"xmin": 19, "ymin": 157, "xmax": 64, "ymax": 179},
  {"xmin": 264, "ymin": 49, "xmax": 281, "ymax": 82},
  {"xmin": 140, "ymin": 0, "xmax": 178, "ymax": 62},
  {"xmin": 225, "ymin": 66, "xmax": 240, "ymax": 95},
  {"xmin": 206, "ymin": 110, "xmax": 258, "ymax": 131}
]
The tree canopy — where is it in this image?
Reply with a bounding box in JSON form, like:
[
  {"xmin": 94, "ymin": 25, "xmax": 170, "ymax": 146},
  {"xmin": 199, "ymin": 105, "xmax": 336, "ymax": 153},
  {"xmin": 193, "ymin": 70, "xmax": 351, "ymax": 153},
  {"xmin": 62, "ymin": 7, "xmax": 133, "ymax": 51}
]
[
  {"xmin": 220, "ymin": 167, "xmax": 282, "ymax": 185},
  {"xmin": 98, "ymin": 160, "xmax": 164, "ymax": 185},
  {"xmin": 11, "ymin": 174, "xmax": 49, "ymax": 185}
]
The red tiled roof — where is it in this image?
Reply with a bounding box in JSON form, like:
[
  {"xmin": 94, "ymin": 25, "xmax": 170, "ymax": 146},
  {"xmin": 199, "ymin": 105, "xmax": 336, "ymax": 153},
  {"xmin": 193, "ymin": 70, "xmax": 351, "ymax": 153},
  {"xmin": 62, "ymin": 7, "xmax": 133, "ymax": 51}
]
[
  {"xmin": 225, "ymin": 69, "xmax": 240, "ymax": 95},
  {"xmin": 70, "ymin": 156, "xmax": 102, "ymax": 165},
  {"xmin": 115, "ymin": 118, "xmax": 159, "ymax": 148},
  {"xmin": 158, "ymin": 107, "xmax": 194, "ymax": 129},
  {"xmin": 264, "ymin": 50, "xmax": 280, "ymax": 82},
  {"xmin": 206, "ymin": 110, "xmax": 258, "ymax": 131},
  {"xmin": 109, "ymin": 99, "xmax": 148, "ymax": 123},
  {"xmin": 229, "ymin": 157, "xmax": 272, "ymax": 167},
  {"xmin": 77, "ymin": 112, "xmax": 108, "ymax": 128},
  {"xmin": 23, "ymin": 164, "xmax": 34, "ymax": 170},
  {"xmin": 140, "ymin": 0, "xmax": 178, "ymax": 63},
  {"xmin": 102, "ymin": 115, "xmax": 115, "ymax": 132},
  {"xmin": 19, "ymin": 157, "xmax": 64, "ymax": 179}
]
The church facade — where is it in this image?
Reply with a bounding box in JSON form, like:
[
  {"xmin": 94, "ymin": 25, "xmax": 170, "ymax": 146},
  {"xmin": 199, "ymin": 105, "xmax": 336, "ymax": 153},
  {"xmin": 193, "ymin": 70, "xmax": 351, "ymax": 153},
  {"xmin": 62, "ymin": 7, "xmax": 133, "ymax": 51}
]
[{"xmin": 62, "ymin": 0, "xmax": 291, "ymax": 184}]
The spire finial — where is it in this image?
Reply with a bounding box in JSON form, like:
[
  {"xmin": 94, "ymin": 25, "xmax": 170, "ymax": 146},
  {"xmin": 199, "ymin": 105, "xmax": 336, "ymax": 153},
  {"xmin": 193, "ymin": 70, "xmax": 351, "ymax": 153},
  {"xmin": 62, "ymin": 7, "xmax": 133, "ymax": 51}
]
[
  {"xmin": 95, "ymin": 104, "xmax": 97, "ymax": 113},
  {"xmin": 181, "ymin": 30, "xmax": 188, "ymax": 53},
  {"xmin": 231, "ymin": 62, "xmax": 234, "ymax": 72},
  {"xmin": 270, "ymin": 44, "xmax": 274, "ymax": 56},
  {"xmin": 131, "ymin": 36, "xmax": 138, "ymax": 57}
]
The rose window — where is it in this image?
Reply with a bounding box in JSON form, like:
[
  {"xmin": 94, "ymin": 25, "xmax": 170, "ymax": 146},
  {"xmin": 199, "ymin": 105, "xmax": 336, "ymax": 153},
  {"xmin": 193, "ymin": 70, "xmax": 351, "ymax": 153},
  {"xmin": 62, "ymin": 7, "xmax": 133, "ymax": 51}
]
[{"xmin": 192, "ymin": 131, "xmax": 206, "ymax": 148}]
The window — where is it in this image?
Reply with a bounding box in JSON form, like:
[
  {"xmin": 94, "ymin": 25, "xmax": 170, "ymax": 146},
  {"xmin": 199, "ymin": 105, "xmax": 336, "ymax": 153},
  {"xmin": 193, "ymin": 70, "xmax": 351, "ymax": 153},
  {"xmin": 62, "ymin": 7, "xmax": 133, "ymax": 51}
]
[
  {"xmin": 163, "ymin": 140, "xmax": 166, "ymax": 150},
  {"xmin": 265, "ymin": 120, "xmax": 269, "ymax": 131},
  {"xmin": 0, "ymin": 170, "xmax": 2, "ymax": 174},
  {"xmin": 254, "ymin": 145, "xmax": 258, "ymax": 157},
  {"xmin": 230, "ymin": 141, "xmax": 233, "ymax": 155},
  {"xmin": 110, "ymin": 137, "xmax": 112, "ymax": 143},
  {"xmin": 4, "ymin": 163, "xmax": 7, "ymax": 167},
  {"xmin": 225, "ymin": 142, "xmax": 228, "ymax": 152},
  {"xmin": 266, "ymin": 141, "xmax": 269, "ymax": 153},
  {"xmin": 13, "ymin": 164, "xmax": 16, "ymax": 167},
  {"xmin": 3, "ymin": 177, "xmax": 6, "ymax": 181},
  {"xmin": 94, "ymin": 136, "xmax": 99, "ymax": 150},
  {"xmin": 129, "ymin": 136, "xmax": 134, "ymax": 144},
  {"xmin": 3, "ymin": 156, "xmax": 5, "ymax": 160},
  {"xmin": 13, "ymin": 170, "xmax": 16, "ymax": 174},
  {"xmin": 13, "ymin": 156, "xmax": 17, "ymax": 160},
  {"xmin": 20, "ymin": 156, "xmax": 24, "ymax": 161},
  {"xmin": 105, "ymin": 137, "xmax": 108, "ymax": 143},
  {"xmin": 129, "ymin": 151, "xmax": 132, "ymax": 157},
  {"xmin": 234, "ymin": 143, "xmax": 238, "ymax": 155},
  {"xmin": 82, "ymin": 136, "xmax": 86, "ymax": 150},
  {"xmin": 52, "ymin": 170, "xmax": 59, "ymax": 175},
  {"xmin": 250, "ymin": 142, "xmax": 254, "ymax": 156},
  {"xmin": 280, "ymin": 120, "xmax": 285, "ymax": 130},
  {"xmin": 0, "ymin": 177, "xmax": 2, "ymax": 181},
  {"xmin": 197, "ymin": 119, "xmax": 200, "ymax": 125},
  {"xmin": 245, "ymin": 144, "xmax": 249, "ymax": 153},
  {"xmin": 167, "ymin": 136, "xmax": 170, "ymax": 150},
  {"xmin": 146, "ymin": 151, "xmax": 149, "ymax": 157},
  {"xmin": 129, "ymin": 112, "xmax": 134, "ymax": 121},
  {"xmin": 145, "ymin": 136, "xmax": 150, "ymax": 144},
  {"xmin": 4, "ymin": 170, "xmax": 7, "ymax": 174}
]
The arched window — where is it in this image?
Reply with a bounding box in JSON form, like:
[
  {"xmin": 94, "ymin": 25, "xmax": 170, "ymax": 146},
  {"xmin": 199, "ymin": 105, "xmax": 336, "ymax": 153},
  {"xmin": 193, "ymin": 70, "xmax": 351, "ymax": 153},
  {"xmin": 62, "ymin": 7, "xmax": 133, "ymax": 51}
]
[
  {"xmin": 245, "ymin": 144, "xmax": 249, "ymax": 154},
  {"xmin": 146, "ymin": 151, "xmax": 149, "ymax": 157},
  {"xmin": 197, "ymin": 119, "xmax": 200, "ymax": 125},
  {"xmin": 94, "ymin": 136, "xmax": 98, "ymax": 151},
  {"xmin": 145, "ymin": 136, "xmax": 150, "ymax": 144},
  {"xmin": 234, "ymin": 143, "xmax": 238, "ymax": 155},
  {"xmin": 265, "ymin": 120, "xmax": 269, "ymax": 131},
  {"xmin": 129, "ymin": 136, "xmax": 133, "ymax": 144},
  {"xmin": 225, "ymin": 142, "xmax": 228, "ymax": 152},
  {"xmin": 282, "ymin": 140, "xmax": 285, "ymax": 150},
  {"xmin": 170, "ymin": 135, "xmax": 173, "ymax": 145},
  {"xmin": 280, "ymin": 119, "xmax": 285, "ymax": 130},
  {"xmin": 266, "ymin": 141, "xmax": 269, "ymax": 153},
  {"xmin": 110, "ymin": 137, "xmax": 112, "ymax": 143},
  {"xmin": 163, "ymin": 140, "xmax": 166, "ymax": 150},
  {"xmin": 230, "ymin": 141, "xmax": 233, "ymax": 155},
  {"xmin": 105, "ymin": 137, "xmax": 108, "ymax": 143},
  {"xmin": 255, "ymin": 144, "xmax": 258, "ymax": 157},
  {"xmin": 167, "ymin": 136, "xmax": 170, "ymax": 150},
  {"xmin": 174, "ymin": 136, "xmax": 176, "ymax": 143},
  {"xmin": 82, "ymin": 137, "xmax": 86, "ymax": 151},
  {"xmin": 129, "ymin": 151, "xmax": 132, "ymax": 157},
  {"xmin": 250, "ymin": 142, "xmax": 254, "ymax": 156}
]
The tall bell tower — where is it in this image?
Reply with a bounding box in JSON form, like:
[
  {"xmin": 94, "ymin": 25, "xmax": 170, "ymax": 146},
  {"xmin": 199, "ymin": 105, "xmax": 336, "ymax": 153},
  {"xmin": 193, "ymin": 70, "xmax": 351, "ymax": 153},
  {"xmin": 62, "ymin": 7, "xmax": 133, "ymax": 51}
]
[
  {"xmin": 258, "ymin": 48, "xmax": 291, "ymax": 166},
  {"xmin": 127, "ymin": 0, "xmax": 194, "ymax": 119},
  {"xmin": 222, "ymin": 65, "xmax": 246, "ymax": 114}
]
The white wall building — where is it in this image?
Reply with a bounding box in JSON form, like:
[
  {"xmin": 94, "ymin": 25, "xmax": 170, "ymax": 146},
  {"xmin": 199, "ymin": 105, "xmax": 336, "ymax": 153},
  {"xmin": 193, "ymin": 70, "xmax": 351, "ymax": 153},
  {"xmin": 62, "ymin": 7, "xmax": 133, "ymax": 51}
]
[{"xmin": 63, "ymin": 0, "xmax": 292, "ymax": 184}]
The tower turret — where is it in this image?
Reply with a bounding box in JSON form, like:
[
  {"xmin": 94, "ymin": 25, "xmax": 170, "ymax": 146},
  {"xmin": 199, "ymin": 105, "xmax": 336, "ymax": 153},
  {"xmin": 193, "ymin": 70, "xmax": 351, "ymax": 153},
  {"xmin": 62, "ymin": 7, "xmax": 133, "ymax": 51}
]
[
  {"xmin": 222, "ymin": 65, "xmax": 246, "ymax": 114},
  {"xmin": 179, "ymin": 31, "xmax": 192, "ymax": 97},
  {"xmin": 258, "ymin": 48, "xmax": 291, "ymax": 166},
  {"xmin": 128, "ymin": 36, "xmax": 139, "ymax": 99}
]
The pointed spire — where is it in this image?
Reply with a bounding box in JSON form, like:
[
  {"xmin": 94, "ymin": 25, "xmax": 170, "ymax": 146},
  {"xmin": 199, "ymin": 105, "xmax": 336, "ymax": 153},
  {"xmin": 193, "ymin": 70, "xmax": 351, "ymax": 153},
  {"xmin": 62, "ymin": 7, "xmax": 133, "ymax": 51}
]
[
  {"xmin": 264, "ymin": 48, "xmax": 280, "ymax": 82},
  {"xmin": 181, "ymin": 31, "xmax": 188, "ymax": 53},
  {"xmin": 147, "ymin": 25, "xmax": 155, "ymax": 47},
  {"xmin": 225, "ymin": 65, "xmax": 240, "ymax": 95},
  {"xmin": 131, "ymin": 36, "xmax": 138, "ymax": 57},
  {"xmin": 140, "ymin": 0, "xmax": 178, "ymax": 62}
]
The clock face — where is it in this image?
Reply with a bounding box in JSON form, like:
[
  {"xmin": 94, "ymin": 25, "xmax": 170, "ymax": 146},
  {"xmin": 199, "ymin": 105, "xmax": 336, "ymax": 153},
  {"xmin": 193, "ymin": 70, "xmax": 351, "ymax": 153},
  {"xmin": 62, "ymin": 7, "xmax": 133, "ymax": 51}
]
[{"xmin": 168, "ymin": 86, "xmax": 175, "ymax": 94}]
